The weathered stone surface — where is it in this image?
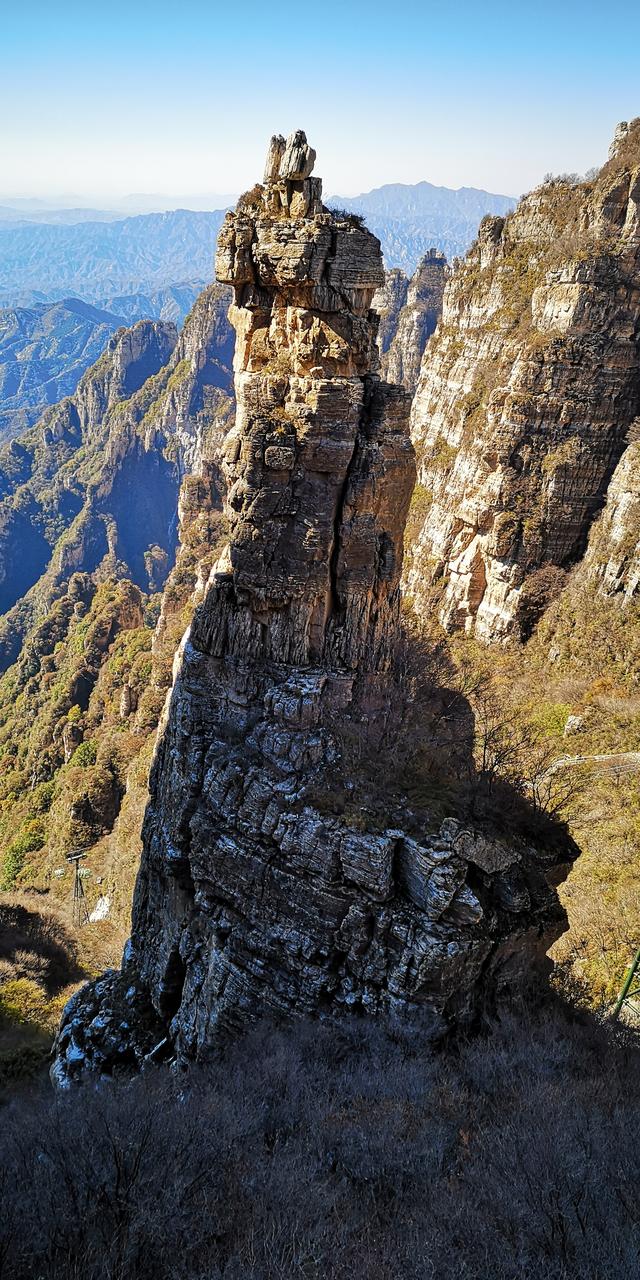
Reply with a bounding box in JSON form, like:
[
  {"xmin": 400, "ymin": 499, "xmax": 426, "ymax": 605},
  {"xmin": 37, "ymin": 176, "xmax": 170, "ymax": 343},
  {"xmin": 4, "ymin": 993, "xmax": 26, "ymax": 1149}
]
[
  {"xmin": 279, "ymin": 128, "xmax": 316, "ymax": 180},
  {"xmin": 53, "ymin": 133, "xmax": 571, "ymax": 1083},
  {"xmin": 373, "ymin": 268, "xmax": 409, "ymax": 357},
  {"xmin": 62, "ymin": 720, "xmax": 83, "ymax": 763},
  {"xmin": 263, "ymin": 134, "xmax": 286, "ymax": 182},
  {"xmin": 407, "ymin": 120, "xmax": 640, "ymax": 642}
]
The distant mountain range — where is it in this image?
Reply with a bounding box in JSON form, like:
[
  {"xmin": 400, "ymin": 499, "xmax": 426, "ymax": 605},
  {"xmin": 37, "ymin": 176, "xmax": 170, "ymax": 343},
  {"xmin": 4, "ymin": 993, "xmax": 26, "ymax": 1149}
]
[
  {"xmin": 0, "ymin": 286, "xmax": 204, "ymax": 441},
  {"xmin": 0, "ymin": 192, "xmax": 239, "ymax": 220},
  {"xmin": 0, "ymin": 206, "xmax": 128, "ymax": 224},
  {"xmin": 0, "ymin": 182, "xmax": 515, "ymax": 309},
  {"xmin": 327, "ymin": 181, "xmax": 515, "ymax": 271},
  {"xmin": 0, "ymin": 299, "xmax": 126, "ymax": 440},
  {"xmin": 0, "ymin": 210, "xmax": 226, "ymax": 302}
]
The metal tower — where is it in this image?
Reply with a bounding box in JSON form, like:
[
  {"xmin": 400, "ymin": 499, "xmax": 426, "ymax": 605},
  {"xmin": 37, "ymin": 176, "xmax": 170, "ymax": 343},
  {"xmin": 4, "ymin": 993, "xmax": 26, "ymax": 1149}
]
[
  {"xmin": 67, "ymin": 850, "xmax": 90, "ymax": 927},
  {"xmin": 612, "ymin": 947, "xmax": 640, "ymax": 1020}
]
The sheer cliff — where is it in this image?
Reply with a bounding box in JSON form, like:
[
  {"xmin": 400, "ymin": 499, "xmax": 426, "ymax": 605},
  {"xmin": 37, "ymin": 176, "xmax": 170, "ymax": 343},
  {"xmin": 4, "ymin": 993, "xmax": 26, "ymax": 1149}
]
[
  {"xmin": 53, "ymin": 132, "xmax": 572, "ymax": 1082},
  {"xmin": 407, "ymin": 119, "xmax": 640, "ymax": 642},
  {"xmin": 535, "ymin": 418, "xmax": 640, "ymax": 678},
  {"xmin": 373, "ymin": 267, "xmax": 409, "ymax": 364}
]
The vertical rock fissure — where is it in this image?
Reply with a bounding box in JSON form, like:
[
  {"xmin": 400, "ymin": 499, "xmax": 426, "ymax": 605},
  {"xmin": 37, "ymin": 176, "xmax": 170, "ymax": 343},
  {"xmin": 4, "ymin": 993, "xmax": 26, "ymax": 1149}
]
[{"xmin": 327, "ymin": 433, "xmax": 360, "ymax": 621}]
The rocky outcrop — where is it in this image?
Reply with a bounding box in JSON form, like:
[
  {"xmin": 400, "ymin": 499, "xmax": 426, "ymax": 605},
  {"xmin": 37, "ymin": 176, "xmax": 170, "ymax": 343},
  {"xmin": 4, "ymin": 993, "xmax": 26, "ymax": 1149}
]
[
  {"xmin": 381, "ymin": 250, "xmax": 447, "ymax": 391},
  {"xmin": 407, "ymin": 120, "xmax": 640, "ymax": 642},
  {"xmin": 75, "ymin": 318, "xmax": 178, "ymax": 434},
  {"xmin": 53, "ymin": 132, "xmax": 572, "ymax": 1083}
]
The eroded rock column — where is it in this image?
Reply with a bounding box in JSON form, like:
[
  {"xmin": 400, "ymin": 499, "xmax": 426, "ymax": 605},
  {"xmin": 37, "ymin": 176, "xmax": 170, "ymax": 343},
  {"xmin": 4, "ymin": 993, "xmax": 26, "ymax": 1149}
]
[{"xmin": 52, "ymin": 133, "xmax": 571, "ymax": 1081}]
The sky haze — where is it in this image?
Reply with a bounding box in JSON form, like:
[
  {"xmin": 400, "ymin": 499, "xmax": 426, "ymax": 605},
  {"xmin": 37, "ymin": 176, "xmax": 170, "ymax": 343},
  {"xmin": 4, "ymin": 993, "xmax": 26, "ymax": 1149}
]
[{"xmin": 2, "ymin": 0, "xmax": 639, "ymax": 203}]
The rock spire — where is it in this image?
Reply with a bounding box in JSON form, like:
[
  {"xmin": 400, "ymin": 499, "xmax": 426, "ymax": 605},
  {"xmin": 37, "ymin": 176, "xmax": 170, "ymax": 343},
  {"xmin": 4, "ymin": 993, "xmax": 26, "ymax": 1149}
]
[{"xmin": 53, "ymin": 133, "xmax": 571, "ymax": 1081}]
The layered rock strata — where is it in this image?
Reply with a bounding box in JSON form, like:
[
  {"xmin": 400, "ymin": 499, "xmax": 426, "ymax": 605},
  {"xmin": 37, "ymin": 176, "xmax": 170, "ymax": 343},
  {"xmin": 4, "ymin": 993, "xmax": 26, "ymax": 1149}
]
[
  {"xmin": 407, "ymin": 120, "xmax": 640, "ymax": 642},
  {"xmin": 577, "ymin": 423, "xmax": 640, "ymax": 599},
  {"xmin": 53, "ymin": 132, "xmax": 570, "ymax": 1080}
]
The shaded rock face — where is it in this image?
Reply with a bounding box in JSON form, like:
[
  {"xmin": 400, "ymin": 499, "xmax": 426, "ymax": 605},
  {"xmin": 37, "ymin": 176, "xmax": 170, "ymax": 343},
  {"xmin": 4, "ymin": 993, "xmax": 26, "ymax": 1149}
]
[
  {"xmin": 382, "ymin": 250, "xmax": 447, "ymax": 392},
  {"xmin": 577, "ymin": 424, "xmax": 640, "ymax": 599},
  {"xmin": 53, "ymin": 132, "xmax": 571, "ymax": 1082},
  {"xmin": 407, "ymin": 120, "xmax": 640, "ymax": 642}
]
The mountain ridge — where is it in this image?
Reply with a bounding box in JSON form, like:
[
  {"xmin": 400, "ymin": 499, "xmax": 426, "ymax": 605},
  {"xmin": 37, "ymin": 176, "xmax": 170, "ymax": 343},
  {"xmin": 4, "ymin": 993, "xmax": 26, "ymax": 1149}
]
[{"xmin": 0, "ymin": 181, "xmax": 516, "ymax": 305}]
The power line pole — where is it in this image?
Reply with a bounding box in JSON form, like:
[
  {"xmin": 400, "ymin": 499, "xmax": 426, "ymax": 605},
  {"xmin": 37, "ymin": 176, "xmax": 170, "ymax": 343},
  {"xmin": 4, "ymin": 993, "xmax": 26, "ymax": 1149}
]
[
  {"xmin": 67, "ymin": 850, "xmax": 90, "ymax": 927},
  {"xmin": 612, "ymin": 947, "xmax": 640, "ymax": 1020}
]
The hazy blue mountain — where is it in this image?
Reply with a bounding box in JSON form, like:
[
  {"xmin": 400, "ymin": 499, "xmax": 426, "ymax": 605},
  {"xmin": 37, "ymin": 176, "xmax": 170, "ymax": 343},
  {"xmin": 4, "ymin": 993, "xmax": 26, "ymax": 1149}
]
[
  {"xmin": 0, "ymin": 193, "xmax": 239, "ymax": 222},
  {"xmin": 0, "ymin": 209, "xmax": 227, "ymax": 300},
  {"xmin": 97, "ymin": 281, "xmax": 205, "ymax": 326},
  {"xmin": 0, "ymin": 281, "xmax": 211, "ymax": 441},
  {"xmin": 0, "ymin": 183, "xmax": 515, "ymax": 311},
  {"xmin": 328, "ymin": 181, "xmax": 515, "ymax": 271},
  {"xmin": 0, "ymin": 283, "xmax": 204, "ymax": 326},
  {"xmin": 0, "ymin": 298, "xmax": 126, "ymax": 440},
  {"xmin": 0, "ymin": 206, "xmax": 127, "ymax": 224}
]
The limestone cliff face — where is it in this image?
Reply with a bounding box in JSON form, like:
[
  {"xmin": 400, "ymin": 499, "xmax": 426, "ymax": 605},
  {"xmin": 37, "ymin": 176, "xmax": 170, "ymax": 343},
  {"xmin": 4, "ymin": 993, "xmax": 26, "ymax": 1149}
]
[
  {"xmin": 407, "ymin": 120, "xmax": 640, "ymax": 642},
  {"xmin": 53, "ymin": 133, "xmax": 571, "ymax": 1081},
  {"xmin": 74, "ymin": 319, "xmax": 178, "ymax": 436},
  {"xmin": 382, "ymin": 250, "xmax": 447, "ymax": 392}
]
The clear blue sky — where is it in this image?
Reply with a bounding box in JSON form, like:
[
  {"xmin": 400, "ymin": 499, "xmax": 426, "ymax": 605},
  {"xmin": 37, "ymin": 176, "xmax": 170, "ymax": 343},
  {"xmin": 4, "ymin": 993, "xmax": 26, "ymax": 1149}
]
[{"xmin": 2, "ymin": 0, "xmax": 639, "ymax": 202}]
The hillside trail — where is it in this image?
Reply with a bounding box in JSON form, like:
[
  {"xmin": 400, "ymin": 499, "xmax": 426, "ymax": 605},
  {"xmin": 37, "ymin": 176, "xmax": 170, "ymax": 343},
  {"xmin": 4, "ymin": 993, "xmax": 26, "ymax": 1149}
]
[{"xmin": 544, "ymin": 750, "xmax": 640, "ymax": 778}]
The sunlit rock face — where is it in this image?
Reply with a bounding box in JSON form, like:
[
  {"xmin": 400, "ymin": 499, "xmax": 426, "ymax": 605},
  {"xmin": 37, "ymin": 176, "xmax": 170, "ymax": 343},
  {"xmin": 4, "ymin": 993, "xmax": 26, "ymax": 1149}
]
[
  {"xmin": 53, "ymin": 132, "xmax": 572, "ymax": 1082},
  {"xmin": 407, "ymin": 119, "xmax": 640, "ymax": 643}
]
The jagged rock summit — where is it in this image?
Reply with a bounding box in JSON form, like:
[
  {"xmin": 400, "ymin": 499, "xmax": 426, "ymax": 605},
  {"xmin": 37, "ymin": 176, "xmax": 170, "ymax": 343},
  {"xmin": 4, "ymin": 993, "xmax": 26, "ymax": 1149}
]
[
  {"xmin": 53, "ymin": 134, "xmax": 570, "ymax": 1081},
  {"xmin": 263, "ymin": 129, "xmax": 317, "ymax": 182}
]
